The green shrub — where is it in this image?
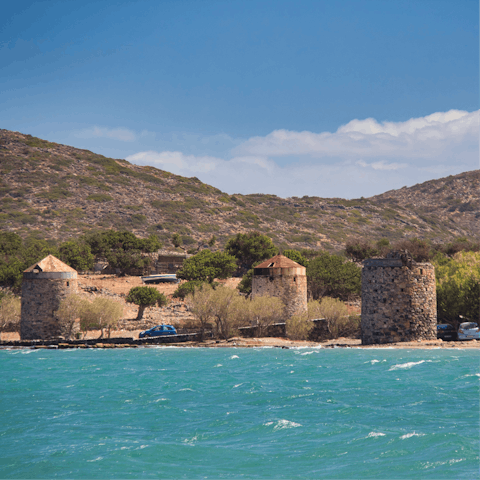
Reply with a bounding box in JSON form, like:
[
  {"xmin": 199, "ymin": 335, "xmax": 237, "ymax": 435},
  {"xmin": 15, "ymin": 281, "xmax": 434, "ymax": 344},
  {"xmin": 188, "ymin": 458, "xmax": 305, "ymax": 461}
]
[
  {"xmin": 37, "ymin": 187, "xmax": 72, "ymax": 200},
  {"xmin": 173, "ymin": 280, "xmax": 209, "ymax": 299},
  {"xmin": 86, "ymin": 194, "xmax": 114, "ymax": 202}
]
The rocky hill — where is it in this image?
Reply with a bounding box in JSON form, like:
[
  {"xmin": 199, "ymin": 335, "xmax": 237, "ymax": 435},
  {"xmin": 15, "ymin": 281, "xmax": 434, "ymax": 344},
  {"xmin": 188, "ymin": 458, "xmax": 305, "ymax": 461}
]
[{"xmin": 1, "ymin": 129, "xmax": 479, "ymax": 251}]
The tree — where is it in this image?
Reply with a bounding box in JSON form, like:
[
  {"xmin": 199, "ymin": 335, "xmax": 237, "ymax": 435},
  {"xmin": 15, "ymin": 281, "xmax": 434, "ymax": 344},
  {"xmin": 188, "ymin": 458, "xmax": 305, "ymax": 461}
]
[
  {"xmin": 126, "ymin": 286, "xmax": 168, "ymax": 320},
  {"xmin": 91, "ymin": 297, "xmax": 124, "ymax": 338},
  {"xmin": 344, "ymin": 240, "xmax": 378, "ymax": 262},
  {"xmin": 225, "ymin": 232, "xmax": 278, "ymax": 274},
  {"xmin": 79, "ymin": 297, "xmax": 124, "ymax": 338},
  {"xmin": 286, "ymin": 312, "xmax": 313, "ymax": 340},
  {"xmin": 177, "ymin": 250, "xmax": 237, "ymax": 283},
  {"xmin": 237, "ymin": 261, "xmax": 263, "ymax": 296},
  {"xmin": 184, "ymin": 283, "xmax": 217, "ymax": 340},
  {"xmin": 0, "ymin": 295, "xmax": 21, "ymax": 340},
  {"xmin": 173, "ymin": 280, "xmax": 210, "ymax": 300},
  {"xmin": 105, "ymin": 249, "xmax": 151, "ymax": 276},
  {"xmin": 247, "ymin": 296, "xmax": 284, "ymax": 336},
  {"xmin": 434, "ymin": 251, "xmax": 480, "ymax": 325},
  {"xmin": 171, "ymin": 233, "xmax": 183, "ymax": 249},
  {"xmin": 282, "ymin": 249, "xmax": 308, "ymax": 267},
  {"xmin": 0, "ymin": 236, "xmax": 58, "ymax": 292},
  {"xmin": 392, "ymin": 238, "xmax": 432, "ymax": 262},
  {"xmin": 210, "ymin": 286, "xmax": 245, "ymax": 339},
  {"xmin": 83, "ymin": 230, "xmax": 160, "ymax": 275},
  {"xmin": 306, "ymin": 252, "xmax": 361, "ymax": 301},
  {"xmin": 58, "ymin": 240, "xmax": 95, "ymax": 272},
  {"xmin": 310, "ymin": 297, "xmax": 351, "ymax": 338},
  {"xmin": 0, "ymin": 232, "xmax": 22, "ymax": 255},
  {"xmin": 55, "ymin": 294, "xmax": 85, "ymax": 340}
]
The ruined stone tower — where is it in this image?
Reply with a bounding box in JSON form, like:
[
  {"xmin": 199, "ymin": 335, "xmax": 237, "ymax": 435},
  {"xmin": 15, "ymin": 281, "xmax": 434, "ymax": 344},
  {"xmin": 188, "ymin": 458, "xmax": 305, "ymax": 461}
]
[
  {"xmin": 21, "ymin": 255, "xmax": 78, "ymax": 340},
  {"xmin": 252, "ymin": 254, "xmax": 307, "ymax": 318},
  {"xmin": 361, "ymin": 251, "xmax": 437, "ymax": 345}
]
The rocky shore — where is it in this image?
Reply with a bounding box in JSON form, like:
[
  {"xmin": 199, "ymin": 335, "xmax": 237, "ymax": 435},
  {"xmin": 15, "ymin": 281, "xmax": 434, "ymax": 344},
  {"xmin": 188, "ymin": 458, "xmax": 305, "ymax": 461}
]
[{"xmin": 1, "ymin": 335, "xmax": 478, "ymax": 350}]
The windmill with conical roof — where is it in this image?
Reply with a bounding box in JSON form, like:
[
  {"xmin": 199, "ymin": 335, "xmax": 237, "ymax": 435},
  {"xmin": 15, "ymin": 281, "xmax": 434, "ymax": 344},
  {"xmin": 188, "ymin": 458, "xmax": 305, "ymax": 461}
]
[
  {"xmin": 252, "ymin": 254, "xmax": 307, "ymax": 318},
  {"xmin": 21, "ymin": 255, "xmax": 78, "ymax": 340}
]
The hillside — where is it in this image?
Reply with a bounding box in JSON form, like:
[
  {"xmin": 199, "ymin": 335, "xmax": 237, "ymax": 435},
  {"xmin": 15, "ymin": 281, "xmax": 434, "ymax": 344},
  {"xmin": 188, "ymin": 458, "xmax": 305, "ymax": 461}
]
[{"xmin": 1, "ymin": 129, "xmax": 479, "ymax": 251}]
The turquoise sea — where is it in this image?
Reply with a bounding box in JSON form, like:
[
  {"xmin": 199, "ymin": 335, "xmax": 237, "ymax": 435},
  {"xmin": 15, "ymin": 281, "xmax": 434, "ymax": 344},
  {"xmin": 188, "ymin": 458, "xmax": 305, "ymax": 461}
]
[{"xmin": 0, "ymin": 347, "xmax": 478, "ymax": 479}]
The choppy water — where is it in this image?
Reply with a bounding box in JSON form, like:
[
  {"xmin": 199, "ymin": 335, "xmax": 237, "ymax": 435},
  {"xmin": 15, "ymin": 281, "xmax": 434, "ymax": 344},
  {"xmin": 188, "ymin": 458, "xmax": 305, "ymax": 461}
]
[{"xmin": 0, "ymin": 347, "xmax": 478, "ymax": 479}]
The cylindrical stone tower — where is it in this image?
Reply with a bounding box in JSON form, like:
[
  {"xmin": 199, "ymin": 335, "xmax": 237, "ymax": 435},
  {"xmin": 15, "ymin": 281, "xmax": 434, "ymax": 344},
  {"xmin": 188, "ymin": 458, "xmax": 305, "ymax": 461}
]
[
  {"xmin": 21, "ymin": 255, "xmax": 78, "ymax": 340},
  {"xmin": 361, "ymin": 251, "xmax": 437, "ymax": 345},
  {"xmin": 252, "ymin": 254, "xmax": 307, "ymax": 318}
]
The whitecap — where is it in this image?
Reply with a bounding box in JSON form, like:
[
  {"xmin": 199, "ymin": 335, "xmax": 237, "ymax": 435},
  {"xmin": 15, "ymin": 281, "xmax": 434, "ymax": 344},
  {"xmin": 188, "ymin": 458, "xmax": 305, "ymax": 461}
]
[
  {"xmin": 214, "ymin": 363, "xmax": 223, "ymax": 367},
  {"xmin": 183, "ymin": 435, "xmax": 198, "ymax": 445},
  {"xmin": 87, "ymin": 456, "xmax": 103, "ymax": 462},
  {"xmin": 233, "ymin": 383, "xmax": 243, "ymax": 388},
  {"xmin": 179, "ymin": 388, "xmax": 195, "ymax": 392},
  {"xmin": 388, "ymin": 360, "xmax": 425, "ymax": 371},
  {"xmin": 366, "ymin": 432, "xmax": 386, "ymax": 438},
  {"xmin": 301, "ymin": 351, "xmax": 315, "ymax": 355},
  {"xmin": 272, "ymin": 419, "xmax": 302, "ymax": 431},
  {"xmin": 230, "ymin": 355, "xmax": 239, "ymax": 359},
  {"xmin": 400, "ymin": 432, "xmax": 425, "ymax": 439}
]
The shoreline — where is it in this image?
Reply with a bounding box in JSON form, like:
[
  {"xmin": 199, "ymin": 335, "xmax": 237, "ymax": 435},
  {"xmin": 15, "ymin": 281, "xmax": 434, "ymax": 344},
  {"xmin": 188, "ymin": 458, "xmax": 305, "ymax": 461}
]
[{"xmin": 1, "ymin": 336, "xmax": 478, "ymax": 350}]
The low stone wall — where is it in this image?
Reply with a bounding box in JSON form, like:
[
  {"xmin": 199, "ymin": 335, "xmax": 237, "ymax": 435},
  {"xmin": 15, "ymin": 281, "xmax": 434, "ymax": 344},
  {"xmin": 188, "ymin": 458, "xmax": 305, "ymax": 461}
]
[{"xmin": 238, "ymin": 323, "xmax": 286, "ymax": 338}]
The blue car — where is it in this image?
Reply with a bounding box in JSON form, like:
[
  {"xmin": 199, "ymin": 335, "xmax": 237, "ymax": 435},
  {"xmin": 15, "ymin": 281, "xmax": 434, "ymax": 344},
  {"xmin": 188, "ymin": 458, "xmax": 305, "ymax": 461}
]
[{"xmin": 139, "ymin": 324, "xmax": 177, "ymax": 338}]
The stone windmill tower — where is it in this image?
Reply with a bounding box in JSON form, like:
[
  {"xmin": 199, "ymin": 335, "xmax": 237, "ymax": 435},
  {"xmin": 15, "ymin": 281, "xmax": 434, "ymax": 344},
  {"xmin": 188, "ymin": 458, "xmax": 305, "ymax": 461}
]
[
  {"xmin": 361, "ymin": 251, "xmax": 437, "ymax": 345},
  {"xmin": 21, "ymin": 255, "xmax": 78, "ymax": 340},
  {"xmin": 252, "ymin": 254, "xmax": 307, "ymax": 318}
]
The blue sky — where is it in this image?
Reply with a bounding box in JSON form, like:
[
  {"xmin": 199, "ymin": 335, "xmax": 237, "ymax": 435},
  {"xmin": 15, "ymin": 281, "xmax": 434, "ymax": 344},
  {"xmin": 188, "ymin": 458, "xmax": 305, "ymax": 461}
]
[{"xmin": 1, "ymin": 0, "xmax": 478, "ymax": 198}]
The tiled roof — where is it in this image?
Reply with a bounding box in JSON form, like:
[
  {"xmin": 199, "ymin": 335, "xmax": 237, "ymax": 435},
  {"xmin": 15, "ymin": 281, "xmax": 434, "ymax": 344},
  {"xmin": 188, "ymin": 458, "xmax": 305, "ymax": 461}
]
[
  {"xmin": 254, "ymin": 254, "xmax": 303, "ymax": 269},
  {"xmin": 24, "ymin": 254, "xmax": 77, "ymax": 273}
]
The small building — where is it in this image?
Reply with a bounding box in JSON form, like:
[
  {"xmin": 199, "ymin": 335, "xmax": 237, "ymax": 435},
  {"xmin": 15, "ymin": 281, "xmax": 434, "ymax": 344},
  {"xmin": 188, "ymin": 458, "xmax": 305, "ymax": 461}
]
[
  {"xmin": 21, "ymin": 255, "xmax": 78, "ymax": 340},
  {"xmin": 252, "ymin": 254, "xmax": 307, "ymax": 318},
  {"xmin": 154, "ymin": 252, "xmax": 190, "ymax": 274},
  {"xmin": 361, "ymin": 251, "xmax": 437, "ymax": 345}
]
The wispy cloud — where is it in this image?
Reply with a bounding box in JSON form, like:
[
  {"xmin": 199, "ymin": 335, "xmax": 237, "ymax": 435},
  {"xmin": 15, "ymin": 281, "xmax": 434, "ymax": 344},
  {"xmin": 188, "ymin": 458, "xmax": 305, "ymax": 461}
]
[{"xmin": 76, "ymin": 126, "xmax": 137, "ymax": 142}]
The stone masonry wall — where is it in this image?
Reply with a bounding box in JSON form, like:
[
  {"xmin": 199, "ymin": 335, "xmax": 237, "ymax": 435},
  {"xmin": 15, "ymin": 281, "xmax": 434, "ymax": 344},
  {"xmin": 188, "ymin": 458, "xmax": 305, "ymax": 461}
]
[
  {"xmin": 361, "ymin": 259, "xmax": 436, "ymax": 345},
  {"xmin": 21, "ymin": 275, "xmax": 78, "ymax": 340},
  {"xmin": 252, "ymin": 274, "xmax": 307, "ymax": 318}
]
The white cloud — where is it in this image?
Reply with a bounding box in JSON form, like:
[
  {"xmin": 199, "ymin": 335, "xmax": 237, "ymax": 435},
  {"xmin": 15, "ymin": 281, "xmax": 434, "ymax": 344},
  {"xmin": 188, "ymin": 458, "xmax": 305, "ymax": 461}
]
[
  {"xmin": 233, "ymin": 109, "xmax": 479, "ymax": 160},
  {"xmin": 126, "ymin": 150, "xmax": 221, "ymax": 173},
  {"xmin": 76, "ymin": 126, "xmax": 137, "ymax": 142},
  {"xmin": 126, "ymin": 109, "xmax": 479, "ymax": 198}
]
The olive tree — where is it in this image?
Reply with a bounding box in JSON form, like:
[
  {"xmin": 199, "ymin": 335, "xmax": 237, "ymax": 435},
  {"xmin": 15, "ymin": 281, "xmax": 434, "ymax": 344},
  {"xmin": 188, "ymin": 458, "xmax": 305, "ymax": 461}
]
[
  {"xmin": 79, "ymin": 297, "xmax": 124, "ymax": 338},
  {"xmin": 126, "ymin": 286, "xmax": 168, "ymax": 320}
]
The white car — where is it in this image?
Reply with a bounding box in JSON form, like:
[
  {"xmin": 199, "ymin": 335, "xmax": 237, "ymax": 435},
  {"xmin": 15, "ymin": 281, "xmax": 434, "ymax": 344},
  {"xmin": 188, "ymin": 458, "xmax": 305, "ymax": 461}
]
[{"xmin": 458, "ymin": 322, "xmax": 480, "ymax": 341}]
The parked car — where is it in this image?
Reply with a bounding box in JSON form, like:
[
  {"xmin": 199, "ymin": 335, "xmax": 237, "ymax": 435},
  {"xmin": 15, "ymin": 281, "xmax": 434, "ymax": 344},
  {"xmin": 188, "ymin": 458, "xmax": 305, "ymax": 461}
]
[
  {"xmin": 458, "ymin": 322, "xmax": 480, "ymax": 341},
  {"xmin": 139, "ymin": 324, "xmax": 177, "ymax": 338},
  {"xmin": 436, "ymin": 324, "xmax": 458, "ymax": 341}
]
